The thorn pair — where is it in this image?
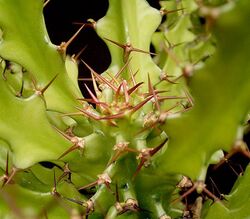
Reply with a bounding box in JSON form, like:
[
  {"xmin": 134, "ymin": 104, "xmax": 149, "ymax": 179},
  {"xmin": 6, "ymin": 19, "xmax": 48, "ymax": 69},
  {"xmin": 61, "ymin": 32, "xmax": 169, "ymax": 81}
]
[
  {"xmin": 58, "ymin": 24, "xmax": 85, "ymax": 53},
  {"xmin": 172, "ymin": 178, "xmax": 221, "ymax": 205},
  {"xmin": 78, "ymin": 173, "xmax": 112, "ymax": 192},
  {"xmin": 53, "ymin": 126, "xmax": 85, "ymax": 159},
  {"xmin": 132, "ymin": 138, "xmax": 168, "ymax": 179},
  {"xmin": 104, "ymin": 38, "xmax": 156, "ymax": 63},
  {"xmin": 31, "ymin": 74, "xmax": 58, "ymax": 97},
  {"xmin": 0, "ymin": 152, "xmax": 17, "ymax": 187}
]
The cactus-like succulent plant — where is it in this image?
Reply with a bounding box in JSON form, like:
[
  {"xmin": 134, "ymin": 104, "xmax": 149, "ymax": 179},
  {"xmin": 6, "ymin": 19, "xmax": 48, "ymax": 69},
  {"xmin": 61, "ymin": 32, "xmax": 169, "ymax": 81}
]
[{"xmin": 0, "ymin": 0, "xmax": 250, "ymax": 218}]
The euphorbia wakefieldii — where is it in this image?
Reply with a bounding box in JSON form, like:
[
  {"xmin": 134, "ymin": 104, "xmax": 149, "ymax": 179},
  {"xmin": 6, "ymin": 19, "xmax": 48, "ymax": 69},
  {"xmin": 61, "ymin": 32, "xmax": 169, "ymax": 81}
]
[{"xmin": 0, "ymin": 0, "xmax": 250, "ymax": 218}]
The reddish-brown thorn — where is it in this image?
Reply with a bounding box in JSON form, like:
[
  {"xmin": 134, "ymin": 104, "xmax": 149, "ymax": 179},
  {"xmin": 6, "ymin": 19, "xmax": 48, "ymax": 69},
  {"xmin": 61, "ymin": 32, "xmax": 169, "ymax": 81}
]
[
  {"xmin": 59, "ymin": 24, "xmax": 85, "ymax": 52},
  {"xmin": 100, "ymin": 111, "xmax": 126, "ymax": 120},
  {"xmin": 107, "ymin": 151, "xmax": 124, "ymax": 167},
  {"xmin": 76, "ymin": 106, "xmax": 101, "ymax": 120},
  {"xmin": 81, "ymin": 60, "xmax": 117, "ymax": 91},
  {"xmin": 84, "ymin": 84, "xmax": 107, "ymax": 108},
  {"xmin": 53, "ymin": 126, "xmax": 72, "ymax": 141},
  {"xmin": 15, "ymin": 79, "xmax": 24, "ymax": 97},
  {"xmin": 172, "ymin": 181, "xmax": 221, "ymax": 205},
  {"xmin": 78, "ymin": 173, "xmax": 112, "ymax": 192},
  {"xmin": 91, "ymin": 72, "xmax": 101, "ymax": 96},
  {"xmin": 132, "ymin": 138, "xmax": 168, "ymax": 179},
  {"xmin": 128, "ymin": 66, "xmax": 138, "ymax": 86},
  {"xmin": 78, "ymin": 78, "xmax": 93, "ymax": 81},
  {"xmin": 53, "ymin": 126, "xmax": 85, "ymax": 159},
  {"xmin": 106, "ymin": 71, "xmax": 119, "ymax": 86},
  {"xmin": 77, "ymin": 98, "xmax": 109, "ymax": 108},
  {"xmin": 39, "ymin": 74, "xmax": 58, "ymax": 95},
  {"xmin": 160, "ymin": 8, "xmax": 185, "ymax": 15},
  {"xmin": 3, "ymin": 168, "xmax": 17, "ymax": 187},
  {"xmin": 63, "ymin": 197, "xmax": 84, "ymax": 206},
  {"xmin": 58, "ymin": 144, "xmax": 80, "ymax": 160},
  {"xmin": 122, "ymin": 80, "xmax": 130, "ymax": 104},
  {"xmin": 115, "ymin": 82, "xmax": 124, "ymax": 100},
  {"xmin": 184, "ymin": 89, "xmax": 194, "ymax": 107},
  {"xmin": 74, "ymin": 45, "xmax": 88, "ymax": 61},
  {"xmin": 78, "ymin": 181, "xmax": 98, "ymax": 191},
  {"xmin": 57, "ymin": 163, "xmax": 71, "ymax": 183},
  {"xmin": 112, "ymin": 58, "xmax": 132, "ymax": 82},
  {"xmin": 43, "ymin": 0, "xmax": 51, "ymax": 7},
  {"xmin": 104, "ymin": 38, "xmax": 156, "ymax": 62},
  {"xmin": 158, "ymin": 72, "xmax": 179, "ymax": 85},
  {"xmin": 128, "ymin": 82, "xmax": 144, "ymax": 95},
  {"xmin": 130, "ymin": 95, "xmax": 153, "ymax": 114},
  {"xmin": 148, "ymin": 74, "xmax": 160, "ymax": 112},
  {"xmin": 158, "ymin": 96, "xmax": 187, "ymax": 102},
  {"xmin": 172, "ymin": 185, "xmax": 196, "ymax": 204},
  {"xmin": 1, "ymin": 152, "xmax": 17, "ymax": 187},
  {"xmin": 107, "ymin": 142, "xmax": 139, "ymax": 166},
  {"xmin": 150, "ymin": 138, "xmax": 168, "ymax": 156},
  {"xmin": 213, "ymin": 143, "xmax": 250, "ymax": 171}
]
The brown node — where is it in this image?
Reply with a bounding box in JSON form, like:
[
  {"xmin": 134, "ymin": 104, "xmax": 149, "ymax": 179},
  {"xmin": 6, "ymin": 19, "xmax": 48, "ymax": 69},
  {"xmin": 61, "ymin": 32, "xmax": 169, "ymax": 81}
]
[
  {"xmin": 58, "ymin": 24, "xmax": 85, "ymax": 53},
  {"xmin": 107, "ymin": 142, "xmax": 138, "ymax": 166},
  {"xmin": 51, "ymin": 170, "xmax": 60, "ymax": 197},
  {"xmin": 172, "ymin": 178, "xmax": 221, "ymax": 205},
  {"xmin": 213, "ymin": 140, "xmax": 250, "ymax": 172},
  {"xmin": 136, "ymin": 102, "xmax": 181, "ymax": 135},
  {"xmin": 78, "ymin": 173, "xmax": 112, "ymax": 192},
  {"xmin": 56, "ymin": 163, "xmax": 71, "ymax": 184},
  {"xmin": 53, "ymin": 126, "xmax": 85, "ymax": 159},
  {"xmin": 0, "ymin": 152, "xmax": 17, "ymax": 187},
  {"xmin": 31, "ymin": 74, "xmax": 58, "ymax": 97},
  {"xmin": 132, "ymin": 138, "xmax": 168, "ymax": 179},
  {"xmin": 104, "ymin": 38, "xmax": 156, "ymax": 63}
]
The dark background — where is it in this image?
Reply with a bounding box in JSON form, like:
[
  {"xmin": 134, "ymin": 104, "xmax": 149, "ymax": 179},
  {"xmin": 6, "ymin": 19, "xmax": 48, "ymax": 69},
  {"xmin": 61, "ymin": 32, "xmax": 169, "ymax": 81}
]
[{"xmin": 43, "ymin": 0, "xmax": 160, "ymax": 75}]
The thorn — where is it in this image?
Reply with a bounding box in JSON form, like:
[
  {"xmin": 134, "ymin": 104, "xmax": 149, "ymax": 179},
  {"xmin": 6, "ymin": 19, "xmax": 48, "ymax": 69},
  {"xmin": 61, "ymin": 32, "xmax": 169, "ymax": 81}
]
[
  {"xmin": 147, "ymin": 74, "xmax": 160, "ymax": 112},
  {"xmin": 100, "ymin": 111, "xmax": 126, "ymax": 120},
  {"xmin": 15, "ymin": 79, "xmax": 24, "ymax": 97},
  {"xmin": 158, "ymin": 95, "xmax": 187, "ymax": 102},
  {"xmin": 130, "ymin": 95, "xmax": 153, "ymax": 114},
  {"xmin": 57, "ymin": 163, "xmax": 71, "ymax": 183},
  {"xmin": 127, "ymin": 82, "xmax": 144, "ymax": 95},
  {"xmin": 172, "ymin": 181, "xmax": 221, "ymax": 204},
  {"xmin": 43, "ymin": 0, "xmax": 51, "ymax": 7},
  {"xmin": 39, "ymin": 74, "xmax": 58, "ymax": 95},
  {"xmin": 158, "ymin": 72, "xmax": 179, "ymax": 85},
  {"xmin": 53, "ymin": 126, "xmax": 85, "ymax": 159},
  {"xmin": 2, "ymin": 168, "xmax": 17, "ymax": 187},
  {"xmin": 104, "ymin": 38, "xmax": 156, "ymax": 62},
  {"xmin": 74, "ymin": 45, "xmax": 88, "ymax": 61},
  {"xmin": 32, "ymin": 74, "xmax": 58, "ymax": 96},
  {"xmin": 63, "ymin": 197, "xmax": 84, "ymax": 206},
  {"xmin": 84, "ymin": 84, "xmax": 109, "ymax": 109},
  {"xmin": 112, "ymin": 58, "xmax": 132, "ymax": 82},
  {"xmin": 122, "ymin": 80, "xmax": 130, "ymax": 104},
  {"xmin": 76, "ymin": 106, "xmax": 101, "ymax": 120},
  {"xmin": 107, "ymin": 142, "xmax": 133, "ymax": 166},
  {"xmin": 58, "ymin": 24, "xmax": 85, "ymax": 52},
  {"xmin": 58, "ymin": 144, "xmax": 80, "ymax": 160},
  {"xmin": 128, "ymin": 66, "xmax": 138, "ymax": 86},
  {"xmin": 81, "ymin": 60, "xmax": 117, "ymax": 91},
  {"xmin": 160, "ymin": 8, "xmax": 185, "ymax": 16},
  {"xmin": 132, "ymin": 138, "xmax": 168, "ymax": 179}
]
